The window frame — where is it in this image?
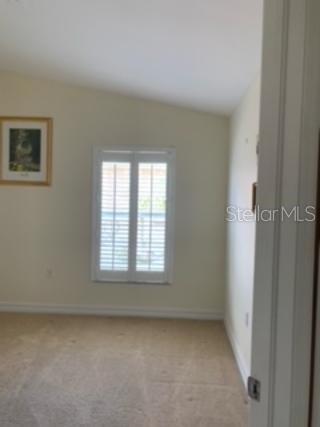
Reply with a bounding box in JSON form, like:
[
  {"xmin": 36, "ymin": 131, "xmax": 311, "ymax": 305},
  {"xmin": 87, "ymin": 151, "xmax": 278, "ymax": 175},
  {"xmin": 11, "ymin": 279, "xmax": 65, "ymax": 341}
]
[{"xmin": 91, "ymin": 146, "xmax": 175, "ymax": 285}]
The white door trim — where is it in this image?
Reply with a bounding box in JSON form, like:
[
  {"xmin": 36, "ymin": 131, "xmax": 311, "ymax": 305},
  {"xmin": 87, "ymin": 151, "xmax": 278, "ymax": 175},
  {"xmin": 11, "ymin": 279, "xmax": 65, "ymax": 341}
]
[
  {"xmin": 250, "ymin": 0, "xmax": 320, "ymax": 425},
  {"xmin": 312, "ymin": 257, "xmax": 320, "ymax": 427}
]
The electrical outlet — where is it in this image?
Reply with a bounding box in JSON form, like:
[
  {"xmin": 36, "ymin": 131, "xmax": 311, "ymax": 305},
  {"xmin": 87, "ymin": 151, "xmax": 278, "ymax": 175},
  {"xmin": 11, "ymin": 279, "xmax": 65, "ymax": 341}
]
[
  {"xmin": 46, "ymin": 268, "xmax": 53, "ymax": 279},
  {"xmin": 245, "ymin": 312, "xmax": 250, "ymax": 328}
]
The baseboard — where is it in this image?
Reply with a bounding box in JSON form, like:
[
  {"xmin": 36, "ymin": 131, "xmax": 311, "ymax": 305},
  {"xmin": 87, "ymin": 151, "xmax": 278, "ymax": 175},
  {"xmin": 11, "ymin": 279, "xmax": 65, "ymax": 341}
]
[
  {"xmin": 224, "ymin": 319, "xmax": 250, "ymax": 387},
  {"xmin": 0, "ymin": 302, "xmax": 223, "ymax": 321}
]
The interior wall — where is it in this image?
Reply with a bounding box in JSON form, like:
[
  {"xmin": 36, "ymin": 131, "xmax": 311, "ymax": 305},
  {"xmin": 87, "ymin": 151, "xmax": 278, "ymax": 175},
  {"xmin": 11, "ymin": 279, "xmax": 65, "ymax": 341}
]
[
  {"xmin": 225, "ymin": 75, "xmax": 261, "ymax": 378},
  {"xmin": 0, "ymin": 71, "xmax": 229, "ymax": 316}
]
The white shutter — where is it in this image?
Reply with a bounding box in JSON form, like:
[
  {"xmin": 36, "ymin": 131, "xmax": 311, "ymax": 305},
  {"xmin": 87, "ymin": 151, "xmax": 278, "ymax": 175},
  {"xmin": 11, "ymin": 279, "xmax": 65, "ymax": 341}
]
[
  {"xmin": 92, "ymin": 147, "xmax": 175, "ymax": 284},
  {"xmin": 100, "ymin": 161, "xmax": 131, "ymax": 272},
  {"xmin": 136, "ymin": 163, "xmax": 167, "ymax": 273}
]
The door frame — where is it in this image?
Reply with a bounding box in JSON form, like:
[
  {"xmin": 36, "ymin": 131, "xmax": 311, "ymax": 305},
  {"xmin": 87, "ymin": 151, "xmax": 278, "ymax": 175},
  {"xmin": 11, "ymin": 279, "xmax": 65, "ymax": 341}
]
[
  {"xmin": 250, "ymin": 0, "xmax": 320, "ymax": 425},
  {"xmin": 310, "ymin": 136, "xmax": 320, "ymax": 427}
]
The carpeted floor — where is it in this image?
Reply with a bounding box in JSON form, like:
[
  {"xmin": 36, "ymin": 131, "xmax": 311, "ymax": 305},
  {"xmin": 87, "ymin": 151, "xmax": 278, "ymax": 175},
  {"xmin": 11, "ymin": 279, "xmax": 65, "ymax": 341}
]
[{"xmin": 0, "ymin": 314, "xmax": 248, "ymax": 427}]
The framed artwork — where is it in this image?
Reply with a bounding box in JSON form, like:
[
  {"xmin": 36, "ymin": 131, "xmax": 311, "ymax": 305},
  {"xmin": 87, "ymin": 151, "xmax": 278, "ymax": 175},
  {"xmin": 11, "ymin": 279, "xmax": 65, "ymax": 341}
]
[{"xmin": 0, "ymin": 117, "xmax": 52, "ymax": 186}]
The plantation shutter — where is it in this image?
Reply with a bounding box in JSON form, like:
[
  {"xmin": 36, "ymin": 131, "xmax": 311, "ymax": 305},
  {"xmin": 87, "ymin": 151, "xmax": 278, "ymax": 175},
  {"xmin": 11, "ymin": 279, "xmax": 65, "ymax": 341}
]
[
  {"xmin": 92, "ymin": 148, "xmax": 175, "ymax": 283},
  {"xmin": 100, "ymin": 161, "xmax": 131, "ymax": 272},
  {"xmin": 136, "ymin": 162, "xmax": 167, "ymax": 273}
]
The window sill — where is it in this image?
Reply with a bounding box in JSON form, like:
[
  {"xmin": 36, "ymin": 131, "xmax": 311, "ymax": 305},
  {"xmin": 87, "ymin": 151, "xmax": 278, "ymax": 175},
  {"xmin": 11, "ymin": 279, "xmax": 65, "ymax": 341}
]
[{"xmin": 92, "ymin": 279, "xmax": 172, "ymax": 286}]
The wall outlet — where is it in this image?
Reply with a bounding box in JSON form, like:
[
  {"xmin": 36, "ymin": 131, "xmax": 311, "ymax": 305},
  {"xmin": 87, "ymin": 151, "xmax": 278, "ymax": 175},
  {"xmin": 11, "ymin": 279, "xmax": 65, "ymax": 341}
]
[
  {"xmin": 46, "ymin": 268, "xmax": 53, "ymax": 279},
  {"xmin": 245, "ymin": 312, "xmax": 250, "ymax": 328}
]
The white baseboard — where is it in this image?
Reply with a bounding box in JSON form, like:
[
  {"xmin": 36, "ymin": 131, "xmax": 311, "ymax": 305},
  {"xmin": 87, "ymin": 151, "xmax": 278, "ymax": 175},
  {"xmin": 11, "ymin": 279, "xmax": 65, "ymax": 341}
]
[
  {"xmin": 224, "ymin": 319, "xmax": 250, "ymax": 387},
  {"xmin": 0, "ymin": 302, "xmax": 223, "ymax": 321}
]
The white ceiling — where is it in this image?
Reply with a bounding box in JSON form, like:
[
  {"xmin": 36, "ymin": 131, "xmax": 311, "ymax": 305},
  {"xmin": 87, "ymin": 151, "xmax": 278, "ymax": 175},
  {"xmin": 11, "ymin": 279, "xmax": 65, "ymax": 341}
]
[{"xmin": 0, "ymin": 0, "xmax": 263, "ymax": 114}]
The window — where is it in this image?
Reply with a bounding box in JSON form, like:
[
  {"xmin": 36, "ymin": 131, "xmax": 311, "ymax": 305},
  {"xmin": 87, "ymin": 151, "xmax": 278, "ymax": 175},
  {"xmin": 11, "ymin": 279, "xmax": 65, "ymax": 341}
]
[{"xmin": 92, "ymin": 147, "xmax": 175, "ymax": 283}]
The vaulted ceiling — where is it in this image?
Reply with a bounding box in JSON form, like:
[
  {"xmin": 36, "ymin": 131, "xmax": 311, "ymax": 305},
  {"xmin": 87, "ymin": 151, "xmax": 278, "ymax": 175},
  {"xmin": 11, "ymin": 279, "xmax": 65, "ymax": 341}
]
[{"xmin": 0, "ymin": 0, "xmax": 263, "ymax": 114}]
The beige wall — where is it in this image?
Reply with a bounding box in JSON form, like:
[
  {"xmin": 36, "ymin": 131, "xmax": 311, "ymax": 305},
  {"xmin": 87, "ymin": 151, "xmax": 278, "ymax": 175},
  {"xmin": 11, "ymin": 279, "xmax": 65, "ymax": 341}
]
[
  {"xmin": 0, "ymin": 72, "xmax": 229, "ymax": 315},
  {"xmin": 226, "ymin": 75, "xmax": 260, "ymax": 377}
]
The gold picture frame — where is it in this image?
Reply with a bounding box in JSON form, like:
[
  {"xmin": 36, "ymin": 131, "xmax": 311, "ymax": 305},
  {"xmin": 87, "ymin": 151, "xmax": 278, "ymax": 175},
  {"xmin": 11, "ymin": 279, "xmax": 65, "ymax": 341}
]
[{"xmin": 0, "ymin": 117, "xmax": 52, "ymax": 186}]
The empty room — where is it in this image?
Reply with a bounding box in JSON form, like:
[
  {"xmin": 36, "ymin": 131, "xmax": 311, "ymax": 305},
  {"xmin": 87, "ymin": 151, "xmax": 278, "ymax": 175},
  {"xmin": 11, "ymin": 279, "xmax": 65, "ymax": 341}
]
[{"xmin": 0, "ymin": 0, "xmax": 294, "ymax": 426}]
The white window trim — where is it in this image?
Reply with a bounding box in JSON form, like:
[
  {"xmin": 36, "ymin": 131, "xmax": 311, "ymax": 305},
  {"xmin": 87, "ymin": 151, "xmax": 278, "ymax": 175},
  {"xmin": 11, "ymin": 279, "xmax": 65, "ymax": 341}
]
[{"xmin": 91, "ymin": 146, "xmax": 175, "ymax": 285}]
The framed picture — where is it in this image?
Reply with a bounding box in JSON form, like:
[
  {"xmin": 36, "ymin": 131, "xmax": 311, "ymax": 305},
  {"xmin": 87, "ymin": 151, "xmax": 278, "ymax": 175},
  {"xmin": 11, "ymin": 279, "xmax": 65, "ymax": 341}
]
[{"xmin": 0, "ymin": 117, "xmax": 52, "ymax": 186}]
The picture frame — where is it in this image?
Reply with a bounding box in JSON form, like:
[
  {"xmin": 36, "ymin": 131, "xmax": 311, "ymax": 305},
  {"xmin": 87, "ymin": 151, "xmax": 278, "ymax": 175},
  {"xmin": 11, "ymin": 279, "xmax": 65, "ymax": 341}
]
[{"xmin": 0, "ymin": 117, "xmax": 52, "ymax": 186}]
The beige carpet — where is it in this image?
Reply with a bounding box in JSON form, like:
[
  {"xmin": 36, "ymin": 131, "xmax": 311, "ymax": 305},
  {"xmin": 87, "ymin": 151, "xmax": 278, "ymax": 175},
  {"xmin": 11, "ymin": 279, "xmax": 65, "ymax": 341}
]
[{"xmin": 0, "ymin": 314, "xmax": 248, "ymax": 427}]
